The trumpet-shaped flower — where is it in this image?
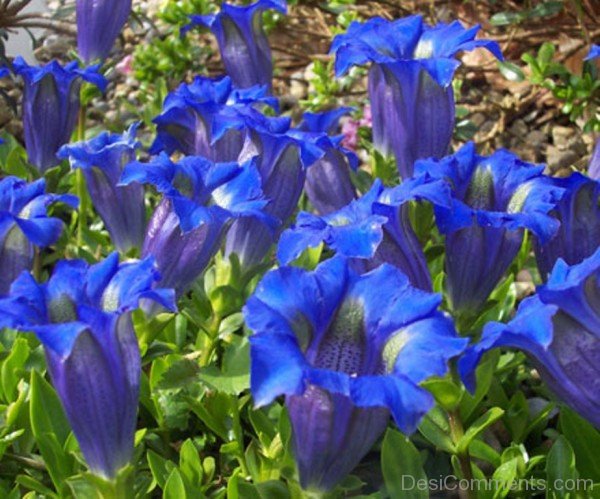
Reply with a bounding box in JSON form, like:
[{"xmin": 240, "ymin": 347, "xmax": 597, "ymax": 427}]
[
  {"xmin": 12, "ymin": 57, "xmax": 107, "ymax": 173},
  {"xmin": 278, "ymin": 176, "xmax": 450, "ymax": 290},
  {"xmin": 460, "ymin": 248, "xmax": 600, "ymax": 428},
  {"xmin": 0, "ymin": 253, "xmax": 176, "ymax": 478},
  {"xmin": 121, "ymin": 153, "xmax": 271, "ymax": 296},
  {"xmin": 585, "ymin": 44, "xmax": 600, "ymax": 61},
  {"xmin": 299, "ymin": 108, "xmax": 359, "ymax": 215},
  {"xmin": 57, "ymin": 124, "xmax": 144, "ymax": 253},
  {"xmin": 534, "ymin": 173, "xmax": 600, "ymax": 279},
  {"xmin": 76, "ymin": 0, "xmax": 132, "ymax": 62},
  {"xmin": 217, "ymin": 107, "xmax": 326, "ymax": 269},
  {"xmin": 331, "ymin": 16, "xmax": 502, "ymax": 179},
  {"xmin": 150, "ymin": 75, "xmax": 276, "ymax": 160},
  {"xmin": 0, "ymin": 176, "xmax": 77, "ymax": 295},
  {"xmin": 246, "ymin": 257, "xmax": 466, "ymax": 491},
  {"xmin": 415, "ymin": 142, "xmax": 564, "ymax": 317},
  {"xmin": 184, "ymin": 0, "xmax": 287, "ymax": 90}
]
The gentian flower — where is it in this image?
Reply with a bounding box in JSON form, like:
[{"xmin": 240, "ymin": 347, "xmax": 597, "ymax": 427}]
[
  {"xmin": 120, "ymin": 153, "xmax": 271, "ymax": 296},
  {"xmin": 584, "ymin": 44, "xmax": 600, "ymax": 61},
  {"xmin": 460, "ymin": 247, "xmax": 600, "ymax": 429},
  {"xmin": 184, "ymin": 0, "xmax": 287, "ymax": 91},
  {"xmin": 57, "ymin": 124, "xmax": 144, "ymax": 254},
  {"xmin": 0, "ymin": 176, "xmax": 77, "ymax": 295},
  {"xmin": 0, "ymin": 253, "xmax": 176, "ymax": 478},
  {"xmin": 415, "ymin": 142, "xmax": 564, "ymax": 317},
  {"xmin": 76, "ymin": 0, "xmax": 132, "ymax": 63},
  {"xmin": 299, "ymin": 108, "xmax": 359, "ymax": 215},
  {"xmin": 277, "ymin": 176, "xmax": 451, "ymax": 290},
  {"xmin": 0, "ymin": 67, "xmax": 8, "ymax": 78},
  {"xmin": 12, "ymin": 57, "xmax": 107, "ymax": 173},
  {"xmin": 246, "ymin": 257, "xmax": 467, "ymax": 491},
  {"xmin": 216, "ymin": 107, "xmax": 325, "ymax": 269},
  {"xmin": 330, "ymin": 16, "xmax": 502, "ymax": 179},
  {"xmin": 534, "ymin": 173, "xmax": 600, "ymax": 280},
  {"xmin": 150, "ymin": 75, "xmax": 277, "ymax": 161}
]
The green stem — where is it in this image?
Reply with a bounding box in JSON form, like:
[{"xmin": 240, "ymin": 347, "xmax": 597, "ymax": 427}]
[
  {"xmin": 76, "ymin": 104, "xmax": 88, "ymax": 250},
  {"xmin": 33, "ymin": 247, "xmax": 42, "ymax": 281},
  {"xmin": 231, "ymin": 396, "xmax": 249, "ymax": 477}
]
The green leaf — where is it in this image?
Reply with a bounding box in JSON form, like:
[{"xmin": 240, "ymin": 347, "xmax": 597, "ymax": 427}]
[
  {"xmin": 179, "ymin": 439, "xmax": 203, "ymax": 487},
  {"xmin": 422, "ymin": 377, "xmax": 463, "ymax": 411},
  {"xmin": 504, "ymin": 392, "xmax": 529, "ymax": 442},
  {"xmin": 382, "ymin": 429, "xmax": 428, "ymax": 498},
  {"xmin": 29, "ymin": 370, "xmax": 75, "ymax": 489},
  {"xmin": 546, "ymin": 436, "xmax": 578, "ymax": 499},
  {"xmin": 163, "ymin": 468, "xmax": 187, "ymax": 499},
  {"xmin": 498, "ymin": 61, "xmax": 525, "ymax": 82},
  {"xmin": 198, "ymin": 336, "xmax": 250, "ymax": 395},
  {"xmin": 418, "ymin": 406, "xmax": 455, "ymax": 453},
  {"xmin": 1, "ymin": 337, "xmax": 29, "ymax": 402},
  {"xmin": 489, "ymin": 11, "xmax": 526, "ymax": 26},
  {"xmin": 147, "ymin": 450, "xmax": 176, "ymax": 489},
  {"xmin": 559, "ymin": 408, "xmax": 600, "ymax": 481},
  {"xmin": 457, "ymin": 407, "xmax": 504, "ymax": 454}
]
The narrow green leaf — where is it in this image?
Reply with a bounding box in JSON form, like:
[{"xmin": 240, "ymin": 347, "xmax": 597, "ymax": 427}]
[
  {"xmin": 546, "ymin": 436, "xmax": 578, "ymax": 499},
  {"xmin": 457, "ymin": 407, "xmax": 504, "ymax": 454},
  {"xmin": 382, "ymin": 429, "xmax": 428, "ymax": 499},
  {"xmin": 163, "ymin": 468, "xmax": 187, "ymax": 499}
]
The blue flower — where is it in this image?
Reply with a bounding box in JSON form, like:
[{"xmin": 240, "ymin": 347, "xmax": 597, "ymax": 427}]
[
  {"xmin": 584, "ymin": 44, "xmax": 600, "ymax": 61},
  {"xmin": 0, "ymin": 176, "xmax": 77, "ymax": 295},
  {"xmin": 12, "ymin": 57, "xmax": 107, "ymax": 173},
  {"xmin": 218, "ymin": 107, "xmax": 326, "ymax": 269},
  {"xmin": 534, "ymin": 173, "xmax": 600, "ymax": 280},
  {"xmin": 330, "ymin": 16, "xmax": 502, "ymax": 179},
  {"xmin": 57, "ymin": 124, "xmax": 144, "ymax": 253},
  {"xmin": 184, "ymin": 0, "xmax": 287, "ymax": 91},
  {"xmin": 278, "ymin": 175, "xmax": 450, "ymax": 290},
  {"xmin": 0, "ymin": 67, "xmax": 8, "ymax": 78},
  {"xmin": 0, "ymin": 253, "xmax": 176, "ymax": 478},
  {"xmin": 150, "ymin": 75, "xmax": 277, "ymax": 160},
  {"xmin": 120, "ymin": 153, "xmax": 271, "ymax": 296},
  {"xmin": 299, "ymin": 108, "xmax": 359, "ymax": 215},
  {"xmin": 76, "ymin": 0, "xmax": 132, "ymax": 62},
  {"xmin": 245, "ymin": 257, "xmax": 466, "ymax": 491},
  {"xmin": 459, "ymin": 248, "xmax": 600, "ymax": 429},
  {"xmin": 415, "ymin": 142, "xmax": 564, "ymax": 317}
]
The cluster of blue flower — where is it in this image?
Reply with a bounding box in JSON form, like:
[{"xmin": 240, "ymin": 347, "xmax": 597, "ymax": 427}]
[{"xmin": 0, "ymin": 0, "xmax": 599, "ymax": 492}]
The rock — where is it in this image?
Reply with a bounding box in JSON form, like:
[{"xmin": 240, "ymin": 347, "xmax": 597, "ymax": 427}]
[
  {"xmin": 470, "ymin": 112, "xmax": 485, "ymax": 127},
  {"xmin": 546, "ymin": 145, "xmax": 577, "ymax": 173},
  {"xmin": 509, "ymin": 119, "xmax": 528, "ymax": 138},
  {"xmin": 551, "ymin": 125, "xmax": 575, "ymax": 150}
]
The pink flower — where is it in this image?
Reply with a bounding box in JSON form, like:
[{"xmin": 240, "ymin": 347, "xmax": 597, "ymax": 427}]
[
  {"xmin": 116, "ymin": 55, "xmax": 134, "ymax": 75},
  {"xmin": 359, "ymin": 104, "xmax": 372, "ymax": 127},
  {"xmin": 341, "ymin": 119, "xmax": 359, "ymax": 151}
]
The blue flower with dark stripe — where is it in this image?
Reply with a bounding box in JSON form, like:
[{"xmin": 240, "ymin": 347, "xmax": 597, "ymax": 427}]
[
  {"xmin": 216, "ymin": 107, "xmax": 326, "ymax": 269},
  {"xmin": 121, "ymin": 153, "xmax": 272, "ymax": 296},
  {"xmin": 534, "ymin": 173, "xmax": 600, "ymax": 280},
  {"xmin": 246, "ymin": 257, "xmax": 466, "ymax": 492},
  {"xmin": 58, "ymin": 124, "xmax": 144, "ymax": 253},
  {"xmin": 12, "ymin": 57, "xmax": 107, "ymax": 173},
  {"xmin": 415, "ymin": 142, "xmax": 564, "ymax": 317},
  {"xmin": 460, "ymin": 248, "xmax": 600, "ymax": 429},
  {"xmin": 0, "ymin": 253, "xmax": 176, "ymax": 478},
  {"xmin": 299, "ymin": 108, "xmax": 359, "ymax": 215},
  {"xmin": 278, "ymin": 175, "xmax": 450, "ymax": 290},
  {"xmin": 184, "ymin": 0, "xmax": 287, "ymax": 91},
  {"xmin": 331, "ymin": 16, "xmax": 502, "ymax": 179},
  {"xmin": 150, "ymin": 75, "xmax": 277, "ymax": 160},
  {"xmin": 0, "ymin": 176, "xmax": 77, "ymax": 295}
]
